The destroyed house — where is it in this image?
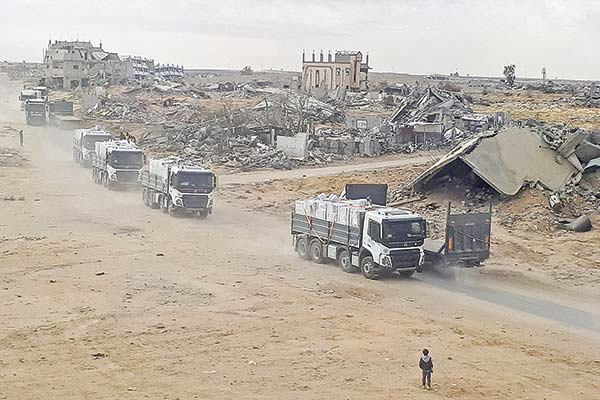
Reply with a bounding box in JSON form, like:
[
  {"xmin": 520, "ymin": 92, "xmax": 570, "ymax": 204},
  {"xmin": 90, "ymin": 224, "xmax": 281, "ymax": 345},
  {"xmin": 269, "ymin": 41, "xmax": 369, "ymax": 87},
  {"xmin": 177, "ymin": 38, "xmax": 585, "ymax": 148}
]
[
  {"xmin": 43, "ymin": 40, "xmax": 127, "ymax": 90},
  {"xmin": 388, "ymin": 88, "xmax": 474, "ymax": 144},
  {"xmin": 411, "ymin": 128, "xmax": 582, "ymax": 196},
  {"xmin": 302, "ymin": 50, "xmax": 370, "ymax": 93}
]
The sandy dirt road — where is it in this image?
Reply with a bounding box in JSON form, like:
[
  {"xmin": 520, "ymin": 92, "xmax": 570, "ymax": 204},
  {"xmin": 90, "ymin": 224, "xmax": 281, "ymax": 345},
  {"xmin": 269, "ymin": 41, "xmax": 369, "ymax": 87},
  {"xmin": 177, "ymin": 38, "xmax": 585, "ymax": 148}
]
[{"xmin": 1, "ymin": 73, "xmax": 599, "ymax": 399}]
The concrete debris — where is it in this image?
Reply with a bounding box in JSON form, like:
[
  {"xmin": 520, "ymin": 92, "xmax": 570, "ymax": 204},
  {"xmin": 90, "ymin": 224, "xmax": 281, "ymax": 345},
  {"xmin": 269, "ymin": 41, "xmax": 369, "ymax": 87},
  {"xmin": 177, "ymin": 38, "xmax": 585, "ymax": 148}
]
[
  {"xmin": 411, "ymin": 128, "xmax": 582, "ymax": 196},
  {"xmin": 389, "ymin": 87, "xmax": 472, "ymax": 126},
  {"xmin": 560, "ymin": 215, "xmax": 593, "ymax": 232},
  {"xmin": 0, "ymin": 148, "xmax": 27, "ymax": 167}
]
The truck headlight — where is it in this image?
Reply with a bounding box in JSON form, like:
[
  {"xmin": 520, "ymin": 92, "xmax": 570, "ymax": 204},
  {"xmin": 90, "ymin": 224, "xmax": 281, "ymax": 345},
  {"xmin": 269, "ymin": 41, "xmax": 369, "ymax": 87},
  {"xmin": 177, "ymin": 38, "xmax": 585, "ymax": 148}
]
[
  {"xmin": 83, "ymin": 154, "xmax": 89, "ymax": 160},
  {"xmin": 109, "ymin": 173, "xmax": 117, "ymax": 180},
  {"xmin": 381, "ymin": 255, "xmax": 392, "ymax": 268},
  {"xmin": 174, "ymin": 197, "xmax": 183, "ymax": 206}
]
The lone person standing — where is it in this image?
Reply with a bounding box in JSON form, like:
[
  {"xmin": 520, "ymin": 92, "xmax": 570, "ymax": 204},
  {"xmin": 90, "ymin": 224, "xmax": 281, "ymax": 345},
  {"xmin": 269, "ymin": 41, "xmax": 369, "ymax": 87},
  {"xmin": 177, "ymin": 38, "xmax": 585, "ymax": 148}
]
[
  {"xmin": 419, "ymin": 348, "xmax": 433, "ymax": 389},
  {"xmin": 18, "ymin": 130, "xmax": 24, "ymax": 147}
]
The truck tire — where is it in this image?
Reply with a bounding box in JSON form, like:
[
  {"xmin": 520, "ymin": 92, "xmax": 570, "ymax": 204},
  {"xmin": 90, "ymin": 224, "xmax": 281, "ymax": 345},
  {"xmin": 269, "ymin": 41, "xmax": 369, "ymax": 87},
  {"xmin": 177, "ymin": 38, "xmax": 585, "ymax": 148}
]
[
  {"xmin": 198, "ymin": 210, "xmax": 209, "ymax": 218},
  {"xmin": 296, "ymin": 237, "xmax": 310, "ymax": 260},
  {"xmin": 360, "ymin": 256, "xmax": 380, "ymax": 280},
  {"xmin": 159, "ymin": 195, "xmax": 170, "ymax": 214},
  {"xmin": 309, "ymin": 239, "xmax": 325, "ymax": 264},
  {"xmin": 142, "ymin": 189, "xmax": 149, "ymax": 207},
  {"xmin": 338, "ymin": 250, "xmax": 356, "ymax": 273}
]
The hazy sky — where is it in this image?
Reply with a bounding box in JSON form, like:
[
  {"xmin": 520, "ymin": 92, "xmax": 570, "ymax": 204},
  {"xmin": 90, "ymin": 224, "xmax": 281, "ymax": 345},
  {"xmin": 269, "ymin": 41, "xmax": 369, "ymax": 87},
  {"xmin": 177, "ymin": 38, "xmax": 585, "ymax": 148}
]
[{"xmin": 2, "ymin": 0, "xmax": 599, "ymax": 79}]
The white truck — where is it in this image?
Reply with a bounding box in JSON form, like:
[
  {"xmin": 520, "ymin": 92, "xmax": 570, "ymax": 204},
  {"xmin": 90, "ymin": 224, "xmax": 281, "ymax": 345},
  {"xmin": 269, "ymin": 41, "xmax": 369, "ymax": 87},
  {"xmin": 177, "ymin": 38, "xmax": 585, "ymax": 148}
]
[
  {"xmin": 91, "ymin": 140, "xmax": 144, "ymax": 189},
  {"xmin": 291, "ymin": 188, "xmax": 426, "ymax": 280},
  {"xmin": 140, "ymin": 157, "xmax": 216, "ymax": 217},
  {"xmin": 73, "ymin": 127, "xmax": 112, "ymax": 167}
]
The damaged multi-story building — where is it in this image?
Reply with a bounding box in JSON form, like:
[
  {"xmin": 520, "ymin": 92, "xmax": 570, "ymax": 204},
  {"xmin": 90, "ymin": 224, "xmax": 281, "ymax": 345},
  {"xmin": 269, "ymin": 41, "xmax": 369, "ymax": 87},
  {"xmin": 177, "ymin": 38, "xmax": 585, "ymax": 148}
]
[
  {"xmin": 43, "ymin": 40, "xmax": 127, "ymax": 90},
  {"xmin": 43, "ymin": 40, "xmax": 185, "ymax": 90},
  {"xmin": 301, "ymin": 50, "xmax": 369, "ymax": 93},
  {"xmin": 122, "ymin": 56, "xmax": 155, "ymax": 81},
  {"xmin": 155, "ymin": 64, "xmax": 185, "ymax": 81}
]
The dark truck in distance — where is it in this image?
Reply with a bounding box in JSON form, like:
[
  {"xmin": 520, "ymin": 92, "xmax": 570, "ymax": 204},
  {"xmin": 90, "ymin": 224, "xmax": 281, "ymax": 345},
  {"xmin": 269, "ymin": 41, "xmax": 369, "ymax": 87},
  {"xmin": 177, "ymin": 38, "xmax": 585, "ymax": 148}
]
[
  {"xmin": 423, "ymin": 203, "xmax": 492, "ymax": 268},
  {"xmin": 24, "ymin": 99, "xmax": 47, "ymax": 126}
]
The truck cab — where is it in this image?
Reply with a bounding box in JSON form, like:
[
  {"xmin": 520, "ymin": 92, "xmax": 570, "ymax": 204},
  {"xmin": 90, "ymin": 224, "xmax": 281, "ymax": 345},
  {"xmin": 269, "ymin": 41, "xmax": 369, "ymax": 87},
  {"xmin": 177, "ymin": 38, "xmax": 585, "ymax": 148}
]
[
  {"xmin": 19, "ymin": 89, "xmax": 37, "ymax": 109},
  {"xmin": 359, "ymin": 208, "xmax": 426, "ymax": 278},
  {"xmin": 73, "ymin": 127, "xmax": 112, "ymax": 167},
  {"xmin": 106, "ymin": 148, "xmax": 144, "ymax": 184},
  {"xmin": 33, "ymin": 86, "xmax": 49, "ymax": 101},
  {"xmin": 167, "ymin": 166, "xmax": 216, "ymax": 213},
  {"xmin": 92, "ymin": 140, "xmax": 144, "ymax": 188},
  {"xmin": 141, "ymin": 159, "xmax": 216, "ymax": 217}
]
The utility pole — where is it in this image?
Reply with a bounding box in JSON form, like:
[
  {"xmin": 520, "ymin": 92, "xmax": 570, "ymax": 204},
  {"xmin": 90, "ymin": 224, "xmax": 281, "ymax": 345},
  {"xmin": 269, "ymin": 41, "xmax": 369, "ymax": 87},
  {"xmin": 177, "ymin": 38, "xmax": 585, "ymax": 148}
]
[{"xmin": 542, "ymin": 67, "xmax": 547, "ymax": 85}]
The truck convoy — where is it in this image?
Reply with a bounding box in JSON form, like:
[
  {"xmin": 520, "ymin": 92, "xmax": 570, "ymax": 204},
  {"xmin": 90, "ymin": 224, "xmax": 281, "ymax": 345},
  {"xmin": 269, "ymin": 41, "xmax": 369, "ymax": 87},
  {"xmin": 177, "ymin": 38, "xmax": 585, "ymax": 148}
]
[
  {"xmin": 141, "ymin": 157, "xmax": 216, "ymax": 217},
  {"xmin": 73, "ymin": 127, "xmax": 113, "ymax": 167},
  {"xmin": 91, "ymin": 140, "xmax": 144, "ymax": 189},
  {"xmin": 19, "ymin": 86, "xmax": 49, "ymax": 126},
  {"xmin": 292, "ymin": 192, "xmax": 427, "ymax": 280}
]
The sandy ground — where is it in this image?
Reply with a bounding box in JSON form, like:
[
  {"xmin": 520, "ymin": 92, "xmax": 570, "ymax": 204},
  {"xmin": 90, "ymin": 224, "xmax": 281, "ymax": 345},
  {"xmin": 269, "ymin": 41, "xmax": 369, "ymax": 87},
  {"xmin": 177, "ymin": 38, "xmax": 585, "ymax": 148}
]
[{"xmin": 1, "ymin": 73, "xmax": 599, "ymax": 399}]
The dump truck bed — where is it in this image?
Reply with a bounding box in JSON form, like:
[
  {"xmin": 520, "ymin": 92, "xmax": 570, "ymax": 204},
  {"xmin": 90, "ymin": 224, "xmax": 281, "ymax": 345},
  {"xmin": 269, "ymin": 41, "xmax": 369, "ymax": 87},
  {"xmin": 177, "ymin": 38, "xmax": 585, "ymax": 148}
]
[{"xmin": 423, "ymin": 204, "xmax": 492, "ymax": 267}]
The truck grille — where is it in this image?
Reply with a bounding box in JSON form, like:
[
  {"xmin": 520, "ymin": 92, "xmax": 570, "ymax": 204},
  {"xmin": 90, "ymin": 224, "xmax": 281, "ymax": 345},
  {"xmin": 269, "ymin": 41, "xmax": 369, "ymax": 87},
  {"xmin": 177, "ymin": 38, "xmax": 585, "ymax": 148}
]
[
  {"xmin": 182, "ymin": 195, "xmax": 208, "ymax": 209},
  {"xmin": 116, "ymin": 170, "xmax": 140, "ymax": 183},
  {"xmin": 389, "ymin": 249, "xmax": 421, "ymax": 268}
]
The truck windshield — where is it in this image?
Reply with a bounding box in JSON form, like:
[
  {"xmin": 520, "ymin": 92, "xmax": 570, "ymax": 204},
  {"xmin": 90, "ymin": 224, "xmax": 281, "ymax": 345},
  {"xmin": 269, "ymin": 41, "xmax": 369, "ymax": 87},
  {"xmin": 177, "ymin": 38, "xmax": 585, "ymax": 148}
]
[
  {"xmin": 173, "ymin": 171, "xmax": 213, "ymax": 189},
  {"xmin": 109, "ymin": 152, "xmax": 143, "ymax": 169},
  {"xmin": 382, "ymin": 220, "xmax": 425, "ymax": 244},
  {"xmin": 83, "ymin": 135, "xmax": 111, "ymax": 150}
]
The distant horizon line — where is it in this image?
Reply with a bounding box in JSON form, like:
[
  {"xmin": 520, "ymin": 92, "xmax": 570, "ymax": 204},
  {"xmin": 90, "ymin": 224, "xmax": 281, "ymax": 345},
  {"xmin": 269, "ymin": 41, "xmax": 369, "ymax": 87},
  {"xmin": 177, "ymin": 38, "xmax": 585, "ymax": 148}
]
[{"xmin": 2, "ymin": 59, "xmax": 597, "ymax": 83}]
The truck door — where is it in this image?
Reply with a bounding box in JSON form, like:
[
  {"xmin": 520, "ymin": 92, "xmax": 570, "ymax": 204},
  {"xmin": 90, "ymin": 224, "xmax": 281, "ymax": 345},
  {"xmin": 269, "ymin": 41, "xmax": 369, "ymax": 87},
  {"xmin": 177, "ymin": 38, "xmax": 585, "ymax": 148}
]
[{"xmin": 363, "ymin": 219, "xmax": 383, "ymax": 262}]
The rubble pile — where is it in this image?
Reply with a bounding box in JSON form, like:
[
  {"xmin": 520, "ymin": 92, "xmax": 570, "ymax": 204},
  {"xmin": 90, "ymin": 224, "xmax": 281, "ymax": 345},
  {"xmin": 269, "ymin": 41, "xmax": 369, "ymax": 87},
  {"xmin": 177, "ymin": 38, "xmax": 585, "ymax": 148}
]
[
  {"xmin": 0, "ymin": 148, "xmax": 27, "ymax": 167},
  {"xmin": 393, "ymin": 122, "xmax": 599, "ymax": 232},
  {"xmin": 1, "ymin": 62, "xmax": 44, "ymax": 82},
  {"xmin": 389, "ymin": 87, "xmax": 473, "ymax": 126},
  {"xmin": 138, "ymin": 126, "xmax": 299, "ymax": 170}
]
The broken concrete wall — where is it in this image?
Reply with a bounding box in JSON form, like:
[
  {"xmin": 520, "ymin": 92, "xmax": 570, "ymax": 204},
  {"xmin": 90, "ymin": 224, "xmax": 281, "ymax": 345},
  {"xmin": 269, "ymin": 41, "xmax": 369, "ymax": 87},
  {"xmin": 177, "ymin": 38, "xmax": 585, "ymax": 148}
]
[{"xmin": 276, "ymin": 133, "xmax": 308, "ymax": 160}]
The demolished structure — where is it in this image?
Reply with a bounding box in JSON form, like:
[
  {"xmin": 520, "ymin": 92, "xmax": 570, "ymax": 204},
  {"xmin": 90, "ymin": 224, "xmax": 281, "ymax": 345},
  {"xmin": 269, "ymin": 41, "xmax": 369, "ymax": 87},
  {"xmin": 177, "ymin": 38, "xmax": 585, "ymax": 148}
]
[
  {"xmin": 411, "ymin": 128, "xmax": 581, "ymax": 196},
  {"xmin": 43, "ymin": 40, "xmax": 185, "ymax": 90},
  {"xmin": 409, "ymin": 125, "xmax": 599, "ymax": 227},
  {"xmin": 388, "ymin": 87, "xmax": 507, "ymax": 145}
]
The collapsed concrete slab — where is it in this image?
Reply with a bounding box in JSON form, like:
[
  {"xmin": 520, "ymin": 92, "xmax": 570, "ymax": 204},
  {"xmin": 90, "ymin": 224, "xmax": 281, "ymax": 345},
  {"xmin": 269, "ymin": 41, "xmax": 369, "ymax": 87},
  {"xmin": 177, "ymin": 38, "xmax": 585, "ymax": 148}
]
[{"xmin": 411, "ymin": 128, "xmax": 582, "ymax": 196}]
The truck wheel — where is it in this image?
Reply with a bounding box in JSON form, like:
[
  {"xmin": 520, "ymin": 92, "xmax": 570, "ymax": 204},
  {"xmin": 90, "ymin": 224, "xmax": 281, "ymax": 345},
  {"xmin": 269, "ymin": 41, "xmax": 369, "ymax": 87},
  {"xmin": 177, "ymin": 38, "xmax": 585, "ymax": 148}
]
[
  {"xmin": 296, "ymin": 237, "xmax": 310, "ymax": 260},
  {"xmin": 338, "ymin": 250, "xmax": 356, "ymax": 273},
  {"xmin": 309, "ymin": 239, "xmax": 325, "ymax": 264},
  {"xmin": 360, "ymin": 256, "xmax": 380, "ymax": 280},
  {"xmin": 149, "ymin": 191, "xmax": 159, "ymax": 209},
  {"xmin": 160, "ymin": 195, "xmax": 169, "ymax": 214},
  {"xmin": 399, "ymin": 270, "xmax": 415, "ymax": 278},
  {"xmin": 142, "ymin": 189, "xmax": 149, "ymax": 207},
  {"xmin": 198, "ymin": 210, "xmax": 209, "ymax": 218}
]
